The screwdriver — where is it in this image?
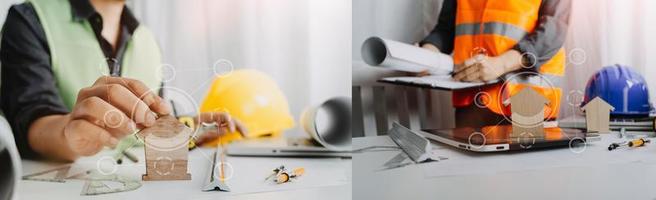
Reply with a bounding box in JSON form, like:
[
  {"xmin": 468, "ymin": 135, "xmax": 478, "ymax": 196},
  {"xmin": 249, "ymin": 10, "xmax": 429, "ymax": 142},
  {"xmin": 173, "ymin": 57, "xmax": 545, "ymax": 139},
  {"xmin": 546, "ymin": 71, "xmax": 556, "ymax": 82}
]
[
  {"xmin": 608, "ymin": 138, "xmax": 650, "ymax": 151},
  {"xmin": 628, "ymin": 138, "xmax": 650, "ymax": 147}
]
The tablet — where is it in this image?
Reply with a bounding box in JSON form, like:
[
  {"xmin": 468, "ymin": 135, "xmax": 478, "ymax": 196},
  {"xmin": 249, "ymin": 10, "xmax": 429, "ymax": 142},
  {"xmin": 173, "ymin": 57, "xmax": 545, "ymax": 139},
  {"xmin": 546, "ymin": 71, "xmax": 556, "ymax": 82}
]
[{"xmin": 420, "ymin": 125, "xmax": 599, "ymax": 152}]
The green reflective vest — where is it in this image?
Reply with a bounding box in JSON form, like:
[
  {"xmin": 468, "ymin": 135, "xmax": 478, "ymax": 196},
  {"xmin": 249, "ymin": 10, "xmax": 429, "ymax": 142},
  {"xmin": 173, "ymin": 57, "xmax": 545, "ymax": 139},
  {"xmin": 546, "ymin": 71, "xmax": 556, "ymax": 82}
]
[{"xmin": 29, "ymin": 0, "xmax": 162, "ymax": 110}]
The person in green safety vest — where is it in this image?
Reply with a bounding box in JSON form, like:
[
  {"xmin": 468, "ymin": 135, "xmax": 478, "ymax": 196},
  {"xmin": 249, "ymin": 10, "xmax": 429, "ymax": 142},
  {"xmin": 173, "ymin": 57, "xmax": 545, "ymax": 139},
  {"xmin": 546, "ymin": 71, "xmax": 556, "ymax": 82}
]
[{"xmin": 0, "ymin": 0, "xmax": 247, "ymax": 161}]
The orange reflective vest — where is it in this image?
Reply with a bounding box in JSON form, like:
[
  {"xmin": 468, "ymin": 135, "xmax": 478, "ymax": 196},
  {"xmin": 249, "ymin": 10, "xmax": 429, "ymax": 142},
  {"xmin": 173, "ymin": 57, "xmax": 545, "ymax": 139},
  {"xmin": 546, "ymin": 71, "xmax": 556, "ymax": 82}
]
[{"xmin": 452, "ymin": 0, "xmax": 565, "ymax": 119}]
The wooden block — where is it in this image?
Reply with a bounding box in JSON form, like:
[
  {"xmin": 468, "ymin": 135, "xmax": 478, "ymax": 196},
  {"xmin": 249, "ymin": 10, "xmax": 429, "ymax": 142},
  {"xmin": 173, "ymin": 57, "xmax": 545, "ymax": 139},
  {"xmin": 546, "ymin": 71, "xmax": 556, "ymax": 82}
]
[
  {"xmin": 139, "ymin": 115, "xmax": 192, "ymax": 181},
  {"xmin": 581, "ymin": 97, "xmax": 614, "ymax": 133},
  {"xmin": 143, "ymin": 173, "xmax": 191, "ymax": 181},
  {"xmin": 504, "ymin": 88, "xmax": 550, "ymax": 137}
]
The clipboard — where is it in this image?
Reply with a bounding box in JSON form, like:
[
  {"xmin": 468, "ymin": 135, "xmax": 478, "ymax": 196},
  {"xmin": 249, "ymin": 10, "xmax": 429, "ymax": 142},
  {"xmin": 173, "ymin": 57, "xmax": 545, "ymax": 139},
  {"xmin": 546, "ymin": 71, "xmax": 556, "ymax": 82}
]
[{"xmin": 379, "ymin": 75, "xmax": 500, "ymax": 90}]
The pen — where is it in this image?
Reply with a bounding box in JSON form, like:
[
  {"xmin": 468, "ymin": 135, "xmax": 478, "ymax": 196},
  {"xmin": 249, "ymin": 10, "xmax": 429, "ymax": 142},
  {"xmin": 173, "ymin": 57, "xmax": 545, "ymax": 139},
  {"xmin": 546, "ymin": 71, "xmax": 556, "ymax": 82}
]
[{"xmin": 107, "ymin": 58, "xmax": 140, "ymax": 164}]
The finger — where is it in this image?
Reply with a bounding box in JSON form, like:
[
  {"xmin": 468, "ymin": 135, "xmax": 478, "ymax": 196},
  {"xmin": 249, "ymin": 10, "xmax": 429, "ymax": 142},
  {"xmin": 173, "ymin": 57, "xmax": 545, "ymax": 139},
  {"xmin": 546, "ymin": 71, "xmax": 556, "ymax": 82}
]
[
  {"xmin": 463, "ymin": 67, "xmax": 483, "ymax": 82},
  {"xmin": 195, "ymin": 131, "xmax": 218, "ymax": 144},
  {"xmin": 454, "ymin": 64, "xmax": 477, "ymax": 81},
  {"xmin": 452, "ymin": 64, "xmax": 464, "ymax": 74},
  {"xmin": 474, "ymin": 54, "xmax": 486, "ymax": 62},
  {"xmin": 221, "ymin": 113, "xmax": 237, "ymax": 133},
  {"xmin": 480, "ymin": 68, "xmax": 496, "ymax": 82},
  {"xmin": 416, "ymin": 70, "xmax": 430, "ymax": 77},
  {"xmin": 71, "ymin": 96, "xmax": 137, "ymax": 138},
  {"xmin": 93, "ymin": 76, "xmax": 171, "ymax": 115},
  {"xmin": 233, "ymin": 119, "xmax": 249, "ymax": 136},
  {"xmin": 456, "ymin": 55, "xmax": 484, "ymax": 74},
  {"xmin": 198, "ymin": 112, "xmax": 234, "ymax": 130},
  {"xmin": 65, "ymin": 119, "xmax": 118, "ymax": 156},
  {"xmin": 464, "ymin": 57, "xmax": 477, "ymax": 67},
  {"xmin": 78, "ymin": 84, "xmax": 156, "ymax": 126},
  {"xmin": 458, "ymin": 63, "xmax": 481, "ymax": 82},
  {"xmin": 195, "ymin": 127, "xmax": 231, "ymax": 145},
  {"xmin": 454, "ymin": 62, "xmax": 470, "ymax": 74}
]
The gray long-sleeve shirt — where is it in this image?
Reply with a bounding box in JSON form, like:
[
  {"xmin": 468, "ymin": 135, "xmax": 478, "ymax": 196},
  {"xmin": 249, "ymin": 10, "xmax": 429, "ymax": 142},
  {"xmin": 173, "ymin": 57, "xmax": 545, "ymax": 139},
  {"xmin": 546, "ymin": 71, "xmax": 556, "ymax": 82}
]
[{"xmin": 420, "ymin": 0, "xmax": 571, "ymax": 70}]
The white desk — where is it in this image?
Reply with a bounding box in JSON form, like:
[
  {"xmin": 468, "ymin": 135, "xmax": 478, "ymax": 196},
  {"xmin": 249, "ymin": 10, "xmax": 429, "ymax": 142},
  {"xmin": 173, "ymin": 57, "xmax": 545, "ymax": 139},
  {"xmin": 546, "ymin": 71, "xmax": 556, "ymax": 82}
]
[
  {"xmin": 353, "ymin": 135, "xmax": 656, "ymax": 200},
  {"xmin": 17, "ymin": 147, "xmax": 351, "ymax": 200}
]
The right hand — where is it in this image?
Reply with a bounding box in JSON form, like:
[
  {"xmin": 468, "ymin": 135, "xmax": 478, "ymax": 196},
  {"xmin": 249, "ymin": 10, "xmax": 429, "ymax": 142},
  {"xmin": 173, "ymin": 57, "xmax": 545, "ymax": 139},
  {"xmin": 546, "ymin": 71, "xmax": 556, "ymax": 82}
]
[{"xmin": 63, "ymin": 76, "xmax": 171, "ymax": 156}]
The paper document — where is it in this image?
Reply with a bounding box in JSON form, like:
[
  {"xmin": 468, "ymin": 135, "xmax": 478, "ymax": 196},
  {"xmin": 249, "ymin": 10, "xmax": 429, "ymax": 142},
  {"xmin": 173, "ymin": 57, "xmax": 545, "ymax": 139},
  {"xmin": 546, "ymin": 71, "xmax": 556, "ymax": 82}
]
[
  {"xmin": 361, "ymin": 37, "xmax": 453, "ymax": 75},
  {"xmin": 379, "ymin": 75, "xmax": 499, "ymax": 90}
]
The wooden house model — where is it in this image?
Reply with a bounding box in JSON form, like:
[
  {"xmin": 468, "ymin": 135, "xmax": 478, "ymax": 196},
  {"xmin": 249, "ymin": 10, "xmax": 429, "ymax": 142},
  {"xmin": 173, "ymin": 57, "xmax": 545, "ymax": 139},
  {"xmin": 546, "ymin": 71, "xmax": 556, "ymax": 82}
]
[
  {"xmin": 138, "ymin": 115, "xmax": 192, "ymax": 181},
  {"xmin": 504, "ymin": 88, "xmax": 550, "ymax": 137},
  {"xmin": 581, "ymin": 97, "xmax": 614, "ymax": 133}
]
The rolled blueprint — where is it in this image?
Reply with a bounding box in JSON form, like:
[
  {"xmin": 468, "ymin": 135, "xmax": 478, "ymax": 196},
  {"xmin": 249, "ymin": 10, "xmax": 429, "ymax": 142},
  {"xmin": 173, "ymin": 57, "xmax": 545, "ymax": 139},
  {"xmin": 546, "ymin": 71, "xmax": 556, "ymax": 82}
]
[
  {"xmin": 301, "ymin": 97, "xmax": 351, "ymax": 151},
  {"xmin": 361, "ymin": 37, "xmax": 453, "ymax": 75}
]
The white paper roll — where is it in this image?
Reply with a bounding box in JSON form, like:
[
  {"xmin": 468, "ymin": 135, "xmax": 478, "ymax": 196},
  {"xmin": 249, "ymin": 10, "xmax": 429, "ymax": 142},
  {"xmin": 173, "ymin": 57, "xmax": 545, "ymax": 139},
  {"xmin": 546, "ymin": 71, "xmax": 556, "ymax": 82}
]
[
  {"xmin": 361, "ymin": 37, "xmax": 453, "ymax": 75},
  {"xmin": 301, "ymin": 97, "xmax": 351, "ymax": 151}
]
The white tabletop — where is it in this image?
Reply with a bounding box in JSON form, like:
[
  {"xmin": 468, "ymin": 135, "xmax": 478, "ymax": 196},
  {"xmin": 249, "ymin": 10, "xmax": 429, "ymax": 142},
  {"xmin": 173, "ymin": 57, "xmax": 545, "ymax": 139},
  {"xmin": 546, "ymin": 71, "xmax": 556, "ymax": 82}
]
[
  {"xmin": 353, "ymin": 134, "xmax": 656, "ymax": 200},
  {"xmin": 17, "ymin": 147, "xmax": 351, "ymax": 200}
]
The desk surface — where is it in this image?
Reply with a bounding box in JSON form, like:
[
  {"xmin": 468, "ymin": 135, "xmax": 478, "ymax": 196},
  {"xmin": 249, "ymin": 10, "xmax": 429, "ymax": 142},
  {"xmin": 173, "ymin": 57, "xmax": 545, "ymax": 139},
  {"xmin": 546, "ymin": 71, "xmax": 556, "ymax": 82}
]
[
  {"xmin": 18, "ymin": 147, "xmax": 351, "ymax": 200},
  {"xmin": 354, "ymin": 134, "xmax": 656, "ymax": 200}
]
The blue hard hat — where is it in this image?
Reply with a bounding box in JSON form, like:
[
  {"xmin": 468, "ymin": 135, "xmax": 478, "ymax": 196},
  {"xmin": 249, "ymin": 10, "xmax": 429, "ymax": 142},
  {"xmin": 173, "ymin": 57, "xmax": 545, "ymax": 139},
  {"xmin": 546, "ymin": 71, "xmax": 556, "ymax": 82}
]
[{"xmin": 582, "ymin": 64, "xmax": 651, "ymax": 116}]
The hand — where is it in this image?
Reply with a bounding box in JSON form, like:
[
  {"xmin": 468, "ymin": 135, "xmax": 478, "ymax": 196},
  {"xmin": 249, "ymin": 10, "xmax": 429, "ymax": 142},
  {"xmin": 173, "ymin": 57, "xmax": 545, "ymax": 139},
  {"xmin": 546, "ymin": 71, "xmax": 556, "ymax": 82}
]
[
  {"xmin": 453, "ymin": 50, "xmax": 523, "ymax": 82},
  {"xmin": 193, "ymin": 112, "xmax": 248, "ymax": 145},
  {"xmin": 419, "ymin": 43, "xmax": 440, "ymax": 53},
  {"xmin": 63, "ymin": 76, "xmax": 171, "ymax": 156}
]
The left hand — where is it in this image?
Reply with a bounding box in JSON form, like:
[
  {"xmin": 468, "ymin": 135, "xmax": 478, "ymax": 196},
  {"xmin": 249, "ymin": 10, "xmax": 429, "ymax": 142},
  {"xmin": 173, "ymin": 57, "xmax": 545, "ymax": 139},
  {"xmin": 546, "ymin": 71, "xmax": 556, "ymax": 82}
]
[
  {"xmin": 453, "ymin": 50, "xmax": 523, "ymax": 82},
  {"xmin": 193, "ymin": 112, "xmax": 248, "ymax": 145}
]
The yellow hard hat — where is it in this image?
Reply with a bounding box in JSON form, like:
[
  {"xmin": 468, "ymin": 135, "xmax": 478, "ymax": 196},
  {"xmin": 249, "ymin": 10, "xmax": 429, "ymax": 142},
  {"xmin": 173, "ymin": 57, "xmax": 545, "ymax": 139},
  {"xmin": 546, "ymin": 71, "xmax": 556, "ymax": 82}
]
[{"xmin": 200, "ymin": 69, "xmax": 294, "ymax": 145}]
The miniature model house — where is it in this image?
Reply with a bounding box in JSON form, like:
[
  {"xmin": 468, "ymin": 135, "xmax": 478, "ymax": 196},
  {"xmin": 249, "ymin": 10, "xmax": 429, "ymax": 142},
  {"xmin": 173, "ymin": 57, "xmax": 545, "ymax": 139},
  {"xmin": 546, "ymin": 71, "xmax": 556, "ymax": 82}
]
[
  {"xmin": 504, "ymin": 88, "xmax": 550, "ymax": 137},
  {"xmin": 138, "ymin": 115, "xmax": 192, "ymax": 180},
  {"xmin": 581, "ymin": 97, "xmax": 615, "ymax": 133}
]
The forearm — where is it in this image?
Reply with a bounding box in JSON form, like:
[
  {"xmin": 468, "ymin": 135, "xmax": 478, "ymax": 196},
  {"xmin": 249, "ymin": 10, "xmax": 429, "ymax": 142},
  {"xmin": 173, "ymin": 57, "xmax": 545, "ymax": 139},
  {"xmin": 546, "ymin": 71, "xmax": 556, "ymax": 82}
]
[
  {"xmin": 28, "ymin": 114, "xmax": 78, "ymax": 161},
  {"xmin": 512, "ymin": 0, "xmax": 571, "ymax": 68}
]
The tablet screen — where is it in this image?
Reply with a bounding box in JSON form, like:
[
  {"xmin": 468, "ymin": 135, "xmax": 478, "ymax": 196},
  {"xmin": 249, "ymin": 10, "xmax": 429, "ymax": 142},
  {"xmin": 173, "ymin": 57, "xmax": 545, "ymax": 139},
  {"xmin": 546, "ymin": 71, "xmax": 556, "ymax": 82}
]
[{"xmin": 422, "ymin": 125, "xmax": 586, "ymax": 147}]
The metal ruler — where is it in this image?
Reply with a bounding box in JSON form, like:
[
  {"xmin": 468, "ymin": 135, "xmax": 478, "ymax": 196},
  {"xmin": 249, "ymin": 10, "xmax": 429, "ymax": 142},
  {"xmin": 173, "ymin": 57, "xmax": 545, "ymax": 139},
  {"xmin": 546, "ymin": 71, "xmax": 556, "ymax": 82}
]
[{"xmin": 202, "ymin": 146, "xmax": 231, "ymax": 192}]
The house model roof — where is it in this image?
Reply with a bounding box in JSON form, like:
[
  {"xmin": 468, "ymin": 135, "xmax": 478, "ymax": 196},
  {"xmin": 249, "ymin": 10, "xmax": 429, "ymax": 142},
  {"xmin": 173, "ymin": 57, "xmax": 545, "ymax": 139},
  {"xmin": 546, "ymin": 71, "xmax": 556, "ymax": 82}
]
[
  {"xmin": 137, "ymin": 115, "xmax": 191, "ymax": 138},
  {"xmin": 582, "ymin": 96, "xmax": 615, "ymax": 111}
]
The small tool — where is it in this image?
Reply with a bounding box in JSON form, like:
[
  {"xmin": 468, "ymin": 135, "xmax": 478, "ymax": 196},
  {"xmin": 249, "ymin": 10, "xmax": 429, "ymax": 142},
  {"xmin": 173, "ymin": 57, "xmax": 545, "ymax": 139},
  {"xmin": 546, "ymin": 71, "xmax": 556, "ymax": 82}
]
[
  {"xmin": 629, "ymin": 138, "xmax": 650, "ymax": 147},
  {"xmin": 113, "ymin": 135, "xmax": 140, "ymax": 164},
  {"xmin": 105, "ymin": 58, "xmax": 140, "ymax": 164},
  {"xmin": 608, "ymin": 138, "xmax": 650, "ymax": 151},
  {"xmin": 265, "ymin": 165, "xmax": 305, "ymax": 184},
  {"xmin": 618, "ymin": 127, "xmax": 625, "ymax": 138}
]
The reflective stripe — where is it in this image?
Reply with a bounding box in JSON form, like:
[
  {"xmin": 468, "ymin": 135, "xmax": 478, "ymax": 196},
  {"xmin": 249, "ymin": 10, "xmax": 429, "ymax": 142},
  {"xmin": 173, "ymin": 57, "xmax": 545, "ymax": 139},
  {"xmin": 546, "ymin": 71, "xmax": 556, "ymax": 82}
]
[
  {"xmin": 502, "ymin": 73, "xmax": 563, "ymax": 88},
  {"xmin": 455, "ymin": 22, "xmax": 528, "ymax": 41}
]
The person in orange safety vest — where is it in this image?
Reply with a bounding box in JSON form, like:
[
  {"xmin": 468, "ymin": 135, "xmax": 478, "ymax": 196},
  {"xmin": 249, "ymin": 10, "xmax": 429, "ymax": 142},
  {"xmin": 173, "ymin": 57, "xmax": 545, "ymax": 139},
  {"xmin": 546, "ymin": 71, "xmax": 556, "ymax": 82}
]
[{"xmin": 419, "ymin": 0, "xmax": 571, "ymax": 128}]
